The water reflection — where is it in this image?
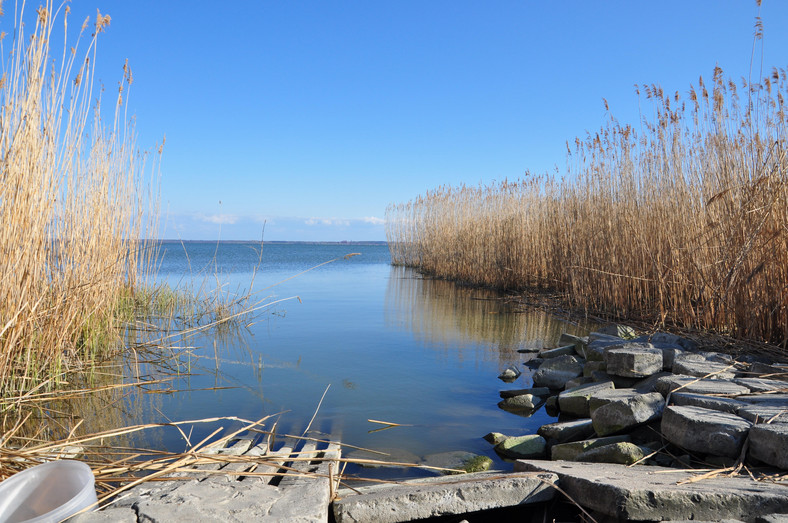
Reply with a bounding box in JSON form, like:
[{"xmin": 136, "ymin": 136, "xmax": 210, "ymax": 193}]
[{"xmin": 385, "ymin": 266, "xmax": 592, "ymax": 365}]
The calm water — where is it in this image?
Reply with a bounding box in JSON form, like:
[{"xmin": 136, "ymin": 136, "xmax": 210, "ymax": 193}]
[{"xmin": 123, "ymin": 241, "xmax": 593, "ymax": 476}]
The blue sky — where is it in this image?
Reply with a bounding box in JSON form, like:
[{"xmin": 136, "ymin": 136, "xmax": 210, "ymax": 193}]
[{"xmin": 24, "ymin": 1, "xmax": 788, "ymax": 241}]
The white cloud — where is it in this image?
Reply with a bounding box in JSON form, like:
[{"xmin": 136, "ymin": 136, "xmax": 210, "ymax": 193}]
[
  {"xmin": 305, "ymin": 217, "xmax": 350, "ymax": 226},
  {"xmin": 362, "ymin": 216, "xmax": 385, "ymax": 225},
  {"xmin": 197, "ymin": 213, "xmax": 239, "ymax": 225}
]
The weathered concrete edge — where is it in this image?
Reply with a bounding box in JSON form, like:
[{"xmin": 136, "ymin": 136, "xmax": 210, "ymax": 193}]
[
  {"xmin": 332, "ymin": 470, "xmax": 558, "ymax": 523},
  {"xmin": 514, "ymin": 459, "xmax": 788, "ymax": 522}
]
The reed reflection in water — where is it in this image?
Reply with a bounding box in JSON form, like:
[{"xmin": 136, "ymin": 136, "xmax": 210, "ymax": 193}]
[{"xmin": 385, "ymin": 266, "xmax": 594, "ymax": 367}]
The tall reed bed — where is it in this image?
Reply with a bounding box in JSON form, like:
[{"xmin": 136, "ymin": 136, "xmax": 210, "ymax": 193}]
[
  {"xmin": 387, "ymin": 66, "xmax": 788, "ymax": 346},
  {"xmin": 0, "ymin": 2, "xmax": 160, "ymax": 395}
]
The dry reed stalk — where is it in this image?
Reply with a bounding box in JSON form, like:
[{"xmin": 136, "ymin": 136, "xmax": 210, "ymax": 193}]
[
  {"xmin": 0, "ymin": 2, "xmax": 162, "ymax": 397},
  {"xmin": 386, "ymin": 63, "xmax": 788, "ymax": 347}
]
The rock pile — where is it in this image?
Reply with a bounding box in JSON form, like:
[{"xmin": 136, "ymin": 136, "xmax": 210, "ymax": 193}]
[{"xmin": 490, "ymin": 326, "xmax": 788, "ymax": 471}]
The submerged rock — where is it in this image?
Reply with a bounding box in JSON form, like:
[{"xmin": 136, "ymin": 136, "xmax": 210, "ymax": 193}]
[
  {"xmin": 532, "ymin": 355, "xmax": 584, "ymax": 389},
  {"xmin": 421, "ymin": 451, "xmax": 492, "ymax": 475},
  {"xmin": 497, "ymin": 365, "xmax": 521, "ymax": 381},
  {"xmin": 499, "ymin": 387, "xmax": 550, "ymax": 399},
  {"xmin": 497, "ymin": 394, "xmax": 544, "ymax": 416},
  {"xmin": 494, "ymin": 434, "xmax": 547, "ymax": 459},
  {"xmin": 345, "ymin": 447, "xmax": 422, "ymax": 468},
  {"xmin": 482, "ymin": 432, "xmax": 508, "ymax": 445}
]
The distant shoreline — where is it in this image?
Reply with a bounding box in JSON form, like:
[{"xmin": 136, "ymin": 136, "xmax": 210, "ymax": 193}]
[{"xmin": 153, "ymin": 239, "xmax": 388, "ymax": 246}]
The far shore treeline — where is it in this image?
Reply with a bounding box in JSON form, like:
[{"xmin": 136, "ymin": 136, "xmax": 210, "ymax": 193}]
[{"xmin": 387, "ymin": 65, "xmax": 788, "ymax": 347}]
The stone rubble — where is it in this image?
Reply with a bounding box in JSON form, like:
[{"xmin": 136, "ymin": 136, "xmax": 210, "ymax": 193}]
[{"xmin": 485, "ymin": 324, "xmax": 788, "ymax": 521}]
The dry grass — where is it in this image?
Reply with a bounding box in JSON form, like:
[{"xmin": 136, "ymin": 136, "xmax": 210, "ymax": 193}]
[
  {"xmin": 0, "ymin": 2, "xmax": 162, "ymax": 397},
  {"xmin": 387, "ymin": 65, "xmax": 788, "ymax": 347}
]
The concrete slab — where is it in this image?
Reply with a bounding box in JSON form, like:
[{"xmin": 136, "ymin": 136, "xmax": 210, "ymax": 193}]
[
  {"xmin": 70, "ymin": 507, "xmax": 137, "ymax": 522},
  {"xmin": 515, "ymin": 460, "xmax": 788, "ymax": 522},
  {"xmin": 332, "ymin": 471, "xmax": 558, "ymax": 523}
]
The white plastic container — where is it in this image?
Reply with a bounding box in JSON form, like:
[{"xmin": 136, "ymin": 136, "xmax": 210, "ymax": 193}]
[{"xmin": 0, "ymin": 460, "xmax": 97, "ymax": 522}]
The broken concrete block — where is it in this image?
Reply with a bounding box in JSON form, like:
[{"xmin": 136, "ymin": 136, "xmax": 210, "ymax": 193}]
[
  {"xmin": 734, "ymin": 378, "xmax": 788, "ymax": 393},
  {"xmin": 499, "ymin": 387, "xmax": 550, "ymax": 399},
  {"xmin": 576, "ymin": 442, "xmax": 646, "ymax": 465},
  {"xmin": 494, "ymin": 434, "xmax": 547, "ymax": 459},
  {"xmin": 514, "ymin": 460, "xmax": 788, "ymax": 521},
  {"xmin": 550, "ymin": 435, "xmax": 631, "ymax": 461},
  {"xmin": 661, "ymin": 405, "xmax": 752, "ymax": 458},
  {"xmin": 669, "ymin": 392, "xmax": 747, "ymax": 414},
  {"xmin": 672, "ymin": 357, "xmax": 736, "ymax": 380},
  {"xmin": 333, "ymin": 471, "xmax": 558, "ymax": 523},
  {"xmin": 558, "ymin": 380, "xmax": 615, "ymax": 418},
  {"xmin": 749, "ymin": 423, "xmax": 788, "ymax": 469},
  {"xmin": 655, "ymin": 375, "xmax": 750, "ymax": 396},
  {"xmin": 604, "ymin": 344, "xmax": 663, "ymax": 378},
  {"xmin": 591, "ymin": 392, "xmax": 665, "ymax": 436},
  {"xmin": 497, "ymin": 394, "xmax": 544, "ymax": 416},
  {"xmin": 537, "ymin": 419, "xmax": 595, "ymax": 444},
  {"xmin": 564, "ymin": 376, "xmax": 593, "ymax": 390},
  {"xmin": 539, "ymin": 345, "xmax": 577, "ymax": 359},
  {"xmin": 532, "ymin": 355, "xmax": 584, "ymax": 389}
]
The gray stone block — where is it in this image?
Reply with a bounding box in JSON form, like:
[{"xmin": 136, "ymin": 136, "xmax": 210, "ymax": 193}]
[
  {"xmin": 738, "ymin": 406, "xmax": 788, "ymax": 424},
  {"xmin": 591, "ymin": 392, "xmax": 665, "ymax": 436},
  {"xmin": 670, "ymin": 392, "xmax": 748, "ymax": 414},
  {"xmin": 558, "ymin": 380, "xmax": 615, "ymax": 418},
  {"xmin": 539, "ymin": 345, "xmax": 577, "ymax": 358},
  {"xmin": 749, "ymin": 424, "xmax": 788, "ymax": 469},
  {"xmin": 596, "ymin": 324, "xmax": 637, "ymax": 339},
  {"xmin": 564, "ymin": 376, "xmax": 593, "ymax": 389},
  {"xmin": 70, "ymin": 508, "xmax": 137, "ymax": 522},
  {"xmin": 655, "ymin": 375, "xmax": 751, "ymax": 396},
  {"xmin": 734, "ymin": 378, "xmax": 788, "ymax": 393},
  {"xmin": 604, "ymin": 343, "xmax": 663, "ymax": 378},
  {"xmin": 332, "ymin": 471, "xmax": 558, "ymax": 523},
  {"xmin": 576, "ymin": 442, "xmax": 647, "ymax": 465},
  {"xmin": 497, "ymin": 394, "xmax": 542, "ymax": 413},
  {"xmin": 537, "ymin": 418, "xmax": 595, "ymax": 444},
  {"xmin": 583, "ymin": 360, "xmax": 607, "ymax": 377},
  {"xmin": 738, "ymin": 393, "xmax": 788, "ymax": 405},
  {"xmin": 585, "ymin": 336, "xmax": 625, "ymax": 361},
  {"xmin": 532, "ymin": 355, "xmax": 584, "ymax": 389},
  {"xmin": 558, "ymin": 333, "xmax": 588, "ymax": 357},
  {"xmin": 588, "ymin": 388, "xmax": 639, "ymax": 417},
  {"xmin": 494, "ymin": 434, "xmax": 546, "ymax": 459},
  {"xmin": 661, "ymin": 405, "xmax": 752, "ymax": 458},
  {"xmin": 550, "ymin": 435, "xmax": 631, "ymax": 461},
  {"xmin": 499, "ymin": 387, "xmax": 550, "ymax": 399},
  {"xmin": 673, "ymin": 358, "xmax": 737, "ymax": 380},
  {"xmin": 514, "ymin": 460, "xmax": 788, "ymax": 521}
]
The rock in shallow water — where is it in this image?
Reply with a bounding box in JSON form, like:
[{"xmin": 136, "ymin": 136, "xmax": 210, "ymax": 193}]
[
  {"xmin": 421, "ymin": 451, "xmax": 492, "ymax": 475},
  {"xmin": 494, "ymin": 434, "xmax": 546, "ymax": 459},
  {"xmin": 497, "ymin": 364, "xmax": 521, "ymax": 381},
  {"xmin": 532, "ymin": 355, "xmax": 584, "ymax": 389}
]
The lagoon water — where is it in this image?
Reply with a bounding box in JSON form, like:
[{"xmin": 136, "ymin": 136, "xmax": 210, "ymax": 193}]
[{"xmin": 130, "ymin": 241, "xmax": 592, "ymax": 476}]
